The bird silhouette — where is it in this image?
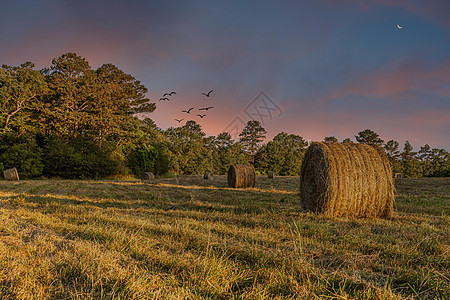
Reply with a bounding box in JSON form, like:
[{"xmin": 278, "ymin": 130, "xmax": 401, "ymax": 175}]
[
  {"xmin": 201, "ymin": 90, "xmax": 213, "ymax": 97},
  {"xmin": 197, "ymin": 114, "xmax": 206, "ymax": 118},
  {"xmin": 174, "ymin": 118, "xmax": 184, "ymax": 123},
  {"xmin": 182, "ymin": 107, "xmax": 194, "ymax": 114},
  {"xmin": 163, "ymin": 91, "xmax": 177, "ymax": 97},
  {"xmin": 159, "ymin": 97, "xmax": 170, "ymax": 101},
  {"xmin": 198, "ymin": 106, "xmax": 214, "ymax": 111}
]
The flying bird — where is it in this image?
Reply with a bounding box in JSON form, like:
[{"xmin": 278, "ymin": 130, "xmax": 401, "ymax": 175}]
[
  {"xmin": 397, "ymin": 24, "xmax": 403, "ymax": 29},
  {"xmin": 201, "ymin": 90, "xmax": 213, "ymax": 97},
  {"xmin": 198, "ymin": 106, "xmax": 214, "ymax": 111},
  {"xmin": 169, "ymin": 91, "xmax": 176, "ymax": 96},
  {"xmin": 159, "ymin": 97, "xmax": 170, "ymax": 101},
  {"xmin": 174, "ymin": 118, "xmax": 184, "ymax": 123},
  {"xmin": 182, "ymin": 107, "xmax": 194, "ymax": 114},
  {"xmin": 197, "ymin": 114, "xmax": 206, "ymax": 118}
]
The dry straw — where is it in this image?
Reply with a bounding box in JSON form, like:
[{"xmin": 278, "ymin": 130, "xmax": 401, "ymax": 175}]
[
  {"xmin": 228, "ymin": 164, "xmax": 256, "ymax": 188},
  {"xmin": 4, "ymin": 167, "xmax": 19, "ymax": 181},
  {"xmin": 141, "ymin": 172, "xmax": 155, "ymax": 181},
  {"xmin": 299, "ymin": 142, "xmax": 394, "ymax": 218}
]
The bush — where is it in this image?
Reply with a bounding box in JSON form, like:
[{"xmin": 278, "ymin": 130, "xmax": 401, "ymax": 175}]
[
  {"xmin": 0, "ymin": 135, "xmax": 43, "ymax": 178},
  {"xmin": 42, "ymin": 136, "xmax": 124, "ymax": 179},
  {"xmin": 127, "ymin": 144, "xmax": 169, "ymax": 177}
]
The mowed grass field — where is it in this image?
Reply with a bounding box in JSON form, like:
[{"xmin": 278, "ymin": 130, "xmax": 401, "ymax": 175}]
[{"xmin": 0, "ymin": 176, "xmax": 448, "ymax": 299}]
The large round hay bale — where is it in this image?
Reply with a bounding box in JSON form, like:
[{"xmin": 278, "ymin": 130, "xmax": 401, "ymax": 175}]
[
  {"xmin": 299, "ymin": 142, "xmax": 394, "ymax": 218},
  {"xmin": 4, "ymin": 167, "xmax": 19, "ymax": 181},
  {"xmin": 204, "ymin": 172, "xmax": 213, "ymax": 179},
  {"xmin": 228, "ymin": 164, "xmax": 256, "ymax": 188},
  {"xmin": 141, "ymin": 172, "xmax": 155, "ymax": 181}
]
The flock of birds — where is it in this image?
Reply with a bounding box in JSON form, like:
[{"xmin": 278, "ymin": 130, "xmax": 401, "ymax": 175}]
[
  {"xmin": 156, "ymin": 23, "xmax": 404, "ymax": 126},
  {"xmin": 158, "ymin": 89, "xmax": 215, "ymax": 124}
]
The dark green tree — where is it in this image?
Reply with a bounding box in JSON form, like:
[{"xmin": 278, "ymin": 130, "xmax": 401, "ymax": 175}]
[
  {"xmin": 418, "ymin": 144, "xmax": 433, "ymax": 176},
  {"xmin": 384, "ymin": 139, "xmax": 402, "ymax": 173},
  {"xmin": 164, "ymin": 121, "xmax": 210, "ymax": 174},
  {"xmin": 342, "ymin": 138, "xmax": 352, "ymax": 143},
  {"xmin": 255, "ymin": 132, "xmax": 307, "ymax": 175},
  {"xmin": 0, "ymin": 135, "xmax": 43, "ymax": 178},
  {"xmin": 355, "ymin": 129, "xmax": 384, "ymax": 146},
  {"xmin": 384, "ymin": 140, "xmax": 400, "ymax": 159},
  {"xmin": 42, "ymin": 53, "xmax": 95, "ymax": 138},
  {"xmin": 127, "ymin": 144, "xmax": 169, "ymax": 177},
  {"xmin": 42, "ymin": 53, "xmax": 154, "ymax": 146},
  {"xmin": 213, "ymin": 132, "xmax": 247, "ymax": 174},
  {"xmin": 239, "ymin": 120, "xmax": 267, "ymax": 164},
  {"xmin": 89, "ymin": 63, "xmax": 155, "ymax": 146},
  {"xmin": 401, "ymin": 141, "xmax": 420, "ymax": 178},
  {"xmin": 323, "ymin": 136, "xmax": 338, "ymax": 143},
  {"xmin": 418, "ymin": 144, "xmax": 432, "ymax": 161},
  {"xmin": 41, "ymin": 136, "xmax": 124, "ymax": 179},
  {"xmin": 429, "ymin": 148, "xmax": 449, "ymax": 177}
]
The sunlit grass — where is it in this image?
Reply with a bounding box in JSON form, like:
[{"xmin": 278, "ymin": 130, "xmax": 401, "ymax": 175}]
[{"xmin": 0, "ymin": 176, "xmax": 448, "ymax": 299}]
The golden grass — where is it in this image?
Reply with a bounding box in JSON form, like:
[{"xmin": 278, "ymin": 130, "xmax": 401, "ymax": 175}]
[{"xmin": 0, "ymin": 176, "xmax": 448, "ymax": 299}]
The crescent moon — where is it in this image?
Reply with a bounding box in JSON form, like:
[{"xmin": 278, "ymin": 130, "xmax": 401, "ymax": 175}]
[{"xmin": 397, "ymin": 24, "xmax": 403, "ymax": 29}]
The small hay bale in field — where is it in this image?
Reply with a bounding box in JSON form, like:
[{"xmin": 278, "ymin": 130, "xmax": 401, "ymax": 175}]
[
  {"xmin": 162, "ymin": 171, "xmax": 177, "ymax": 178},
  {"xmin": 268, "ymin": 171, "xmax": 275, "ymax": 179},
  {"xmin": 204, "ymin": 172, "xmax": 213, "ymax": 179},
  {"xmin": 299, "ymin": 142, "xmax": 394, "ymax": 218},
  {"xmin": 141, "ymin": 172, "xmax": 155, "ymax": 181},
  {"xmin": 4, "ymin": 168, "xmax": 19, "ymax": 181},
  {"xmin": 228, "ymin": 164, "xmax": 256, "ymax": 188},
  {"xmin": 394, "ymin": 173, "xmax": 404, "ymax": 179}
]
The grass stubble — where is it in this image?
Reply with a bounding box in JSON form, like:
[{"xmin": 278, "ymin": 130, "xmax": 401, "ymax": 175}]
[{"xmin": 0, "ymin": 176, "xmax": 448, "ymax": 299}]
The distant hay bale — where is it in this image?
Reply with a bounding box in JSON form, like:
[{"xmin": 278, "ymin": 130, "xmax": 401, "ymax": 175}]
[
  {"xmin": 394, "ymin": 173, "xmax": 404, "ymax": 179},
  {"xmin": 141, "ymin": 172, "xmax": 155, "ymax": 181},
  {"xmin": 268, "ymin": 171, "xmax": 275, "ymax": 179},
  {"xmin": 204, "ymin": 173, "xmax": 213, "ymax": 179},
  {"xmin": 299, "ymin": 142, "xmax": 394, "ymax": 218},
  {"xmin": 228, "ymin": 164, "xmax": 256, "ymax": 188},
  {"xmin": 4, "ymin": 168, "xmax": 19, "ymax": 181}
]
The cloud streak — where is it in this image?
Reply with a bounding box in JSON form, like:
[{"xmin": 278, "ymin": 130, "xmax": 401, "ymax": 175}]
[
  {"xmin": 314, "ymin": 56, "xmax": 450, "ymax": 109},
  {"xmin": 1, "ymin": 1, "xmax": 449, "ymax": 149}
]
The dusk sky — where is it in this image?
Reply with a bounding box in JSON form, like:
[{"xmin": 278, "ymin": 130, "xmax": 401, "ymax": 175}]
[{"xmin": 1, "ymin": 0, "xmax": 449, "ymax": 150}]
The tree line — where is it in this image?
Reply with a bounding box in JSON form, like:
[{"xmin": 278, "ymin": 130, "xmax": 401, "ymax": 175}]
[{"xmin": 1, "ymin": 53, "xmax": 448, "ymax": 179}]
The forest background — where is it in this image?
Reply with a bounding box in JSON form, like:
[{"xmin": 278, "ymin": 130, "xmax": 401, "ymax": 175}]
[{"xmin": 1, "ymin": 53, "xmax": 448, "ymax": 179}]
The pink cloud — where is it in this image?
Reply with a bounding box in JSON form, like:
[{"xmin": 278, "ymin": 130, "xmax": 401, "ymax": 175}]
[
  {"xmin": 268, "ymin": 107, "xmax": 450, "ymax": 149},
  {"xmin": 316, "ymin": 58, "xmax": 450, "ymax": 104}
]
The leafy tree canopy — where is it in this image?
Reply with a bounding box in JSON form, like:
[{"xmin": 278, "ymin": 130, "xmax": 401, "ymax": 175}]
[
  {"xmin": 239, "ymin": 120, "xmax": 267, "ymax": 156},
  {"xmin": 355, "ymin": 129, "xmax": 384, "ymax": 146}
]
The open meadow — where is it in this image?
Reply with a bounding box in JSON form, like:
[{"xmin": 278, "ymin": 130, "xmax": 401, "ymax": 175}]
[{"xmin": 0, "ymin": 176, "xmax": 448, "ymax": 299}]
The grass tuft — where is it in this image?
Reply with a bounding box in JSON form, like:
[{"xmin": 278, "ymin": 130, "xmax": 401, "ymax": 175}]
[{"xmin": 0, "ymin": 176, "xmax": 448, "ymax": 299}]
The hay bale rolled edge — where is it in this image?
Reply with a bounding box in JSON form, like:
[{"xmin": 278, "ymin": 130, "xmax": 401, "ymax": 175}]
[
  {"xmin": 4, "ymin": 168, "xmax": 20, "ymax": 181},
  {"xmin": 299, "ymin": 142, "xmax": 394, "ymax": 218},
  {"xmin": 141, "ymin": 172, "xmax": 155, "ymax": 181},
  {"xmin": 228, "ymin": 164, "xmax": 256, "ymax": 188}
]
